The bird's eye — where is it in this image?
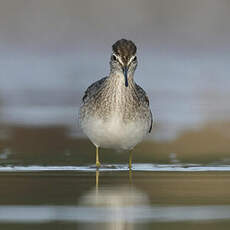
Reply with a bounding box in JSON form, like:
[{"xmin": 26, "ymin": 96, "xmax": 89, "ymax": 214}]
[
  {"xmin": 112, "ymin": 55, "xmax": 117, "ymax": 61},
  {"xmin": 133, "ymin": 56, "xmax": 137, "ymax": 61}
]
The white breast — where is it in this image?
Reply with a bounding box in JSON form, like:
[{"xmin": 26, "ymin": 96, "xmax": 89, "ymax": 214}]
[{"xmin": 81, "ymin": 113, "xmax": 148, "ymax": 151}]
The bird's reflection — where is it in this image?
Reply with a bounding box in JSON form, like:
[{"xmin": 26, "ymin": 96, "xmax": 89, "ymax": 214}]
[{"xmin": 78, "ymin": 169, "xmax": 149, "ymax": 230}]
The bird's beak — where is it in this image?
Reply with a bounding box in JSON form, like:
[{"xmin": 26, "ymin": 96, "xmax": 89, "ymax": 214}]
[{"xmin": 123, "ymin": 66, "xmax": 128, "ymax": 87}]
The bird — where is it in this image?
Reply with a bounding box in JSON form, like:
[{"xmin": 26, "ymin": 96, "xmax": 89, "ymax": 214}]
[{"xmin": 79, "ymin": 39, "xmax": 153, "ymax": 169}]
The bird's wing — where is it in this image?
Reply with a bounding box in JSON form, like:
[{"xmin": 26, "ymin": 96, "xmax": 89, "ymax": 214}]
[
  {"xmin": 82, "ymin": 77, "xmax": 107, "ymax": 103},
  {"xmin": 135, "ymin": 83, "xmax": 153, "ymax": 133},
  {"xmin": 149, "ymin": 110, "xmax": 153, "ymax": 133}
]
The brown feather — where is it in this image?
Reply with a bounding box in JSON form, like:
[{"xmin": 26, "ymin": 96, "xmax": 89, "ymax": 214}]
[{"xmin": 112, "ymin": 39, "xmax": 137, "ymax": 65}]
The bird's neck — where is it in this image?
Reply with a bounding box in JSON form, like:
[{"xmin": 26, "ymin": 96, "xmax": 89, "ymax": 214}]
[
  {"xmin": 102, "ymin": 72, "xmax": 137, "ymax": 110},
  {"xmin": 108, "ymin": 72, "xmax": 135, "ymax": 89}
]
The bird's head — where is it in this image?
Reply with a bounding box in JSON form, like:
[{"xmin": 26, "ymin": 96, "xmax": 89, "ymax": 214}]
[{"xmin": 110, "ymin": 39, "xmax": 137, "ymax": 87}]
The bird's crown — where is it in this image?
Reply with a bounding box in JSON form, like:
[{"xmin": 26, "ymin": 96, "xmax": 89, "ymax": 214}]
[{"xmin": 112, "ymin": 39, "xmax": 137, "ymax": 65}]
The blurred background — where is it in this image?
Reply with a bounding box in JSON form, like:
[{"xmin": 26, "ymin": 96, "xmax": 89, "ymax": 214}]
[{"xmin": 1, "ymin": 0, "xmax": 230, "ymax": 164}]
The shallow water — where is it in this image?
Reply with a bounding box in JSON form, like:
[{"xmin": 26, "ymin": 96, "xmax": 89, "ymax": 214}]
[
  {"xmin": 1, "ymin": 163, "xmax": 230, "ymax": 172},
  {"xmin": 1, "ymin": 164, "xmax": 230, "ymax": 229}
]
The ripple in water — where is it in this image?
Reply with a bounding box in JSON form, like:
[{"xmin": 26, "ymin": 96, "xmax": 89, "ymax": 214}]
[{"xmin": 0, "ymin": 163, "xmax": 230, "ymax": 172}]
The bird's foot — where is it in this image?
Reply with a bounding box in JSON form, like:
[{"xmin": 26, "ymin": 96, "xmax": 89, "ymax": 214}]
[{"xmin": 96, "ymin": 161, "xmax": 101, "ymax": 168}]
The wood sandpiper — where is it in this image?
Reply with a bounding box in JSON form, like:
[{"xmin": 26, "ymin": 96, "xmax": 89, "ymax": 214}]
[{"xmin": 79, "ymin": 39, "xmax": 153, "ymax": 169}]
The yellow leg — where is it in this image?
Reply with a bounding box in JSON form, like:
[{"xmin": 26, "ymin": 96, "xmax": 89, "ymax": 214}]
[
  {"xmin": 129, "ymin": 151, "xmax": 132, "ymax": 169},
  {"xmin": 96, "ymin": 146, "xmax": 101, "ymax": 168}
]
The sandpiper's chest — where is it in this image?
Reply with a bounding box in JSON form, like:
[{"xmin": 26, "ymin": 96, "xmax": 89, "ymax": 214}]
[{"xmin": 89, "ymin": 87, "xmax": 141, "ymax": 122}]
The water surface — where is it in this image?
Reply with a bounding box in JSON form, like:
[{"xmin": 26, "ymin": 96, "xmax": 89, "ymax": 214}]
[{"xmin": 1, "ymin": 165, "xmax": 230, "ymax": 229}]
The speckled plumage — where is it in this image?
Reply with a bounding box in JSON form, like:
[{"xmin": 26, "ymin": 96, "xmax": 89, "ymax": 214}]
[{"xmin": 79, "ymin": 39, "xmax": 153, "ymax": 152}]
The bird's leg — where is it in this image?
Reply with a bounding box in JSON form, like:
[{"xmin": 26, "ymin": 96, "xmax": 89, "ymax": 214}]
[
  {"xmin": 129, "ymin": 151, "xmax": 133, "ymax": 170},
  {"xmin": 96, "ymin": 146, "xmax": 101, "ymax": 168}
]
